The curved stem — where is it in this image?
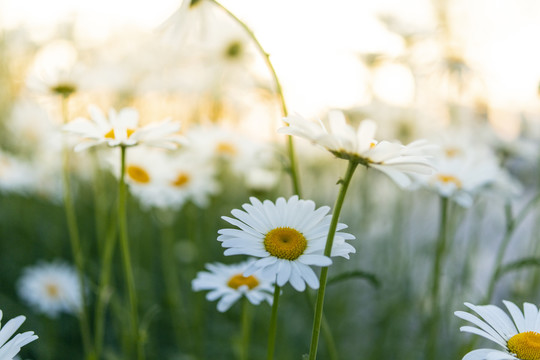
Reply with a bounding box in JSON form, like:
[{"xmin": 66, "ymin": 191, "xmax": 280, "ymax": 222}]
[
  {"xmin": 266, "ymin": 283, "xmax": 281, "ymax": 360},
  {"xmin": 208, "ymin": 0, "xmax": 301, "ymax": 195},
  {"xmin": 308, "ymin": 161, "xmax": 358, "ymax": 360},
  {"xmin": 118, "ymin": 146, "xmax": 143, "ymax": 360},
  {"xmin": 61, "ymin": 95, "xmax": 95, "ymax": 360}
]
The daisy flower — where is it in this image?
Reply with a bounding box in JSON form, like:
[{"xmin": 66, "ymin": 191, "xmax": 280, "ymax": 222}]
[
  {"xmin": 63, "ymin": 105, "xmax": 185, "ymax": 152},
  {"xmin": 455, "ymin": 300, "xmax": 540, "ymax": 360},
  {"xmin": 218, "ymin": 196, "xmax": 356, "ymax": 291},
  {"xmin": 192, "ymin": 259, "xmax": 275, "ymax": 312},
  {"xmin": 278, "ymin": 110, "xmax": 434, "ymax": 188},
  {"xmin": 17, "ymin": 261, "xmax": 82, "ymax": 318},
  {"xmin": 0, "ymin": 310, "xmax": 38, "ymax": 359}
]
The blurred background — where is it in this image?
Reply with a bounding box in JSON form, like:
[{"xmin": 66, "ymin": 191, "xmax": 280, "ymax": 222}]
[{"xmin": 1, "ymin": 0, "xmax": 540, "ymax": 359}]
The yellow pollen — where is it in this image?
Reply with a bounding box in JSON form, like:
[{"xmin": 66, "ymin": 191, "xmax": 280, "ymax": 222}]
[
  {"xmin": 436, "ymin": 173, "xmax": 462, "ymax": 188},
  {"xmin": 507, "ymin": 331, "xmax": 540, "ymax": 360},
  {"xmin": 264, "ymin": 227, "xmax": 307, "ymax": 261},
  {"xmin": 445, "ymin": 147, "xmax": 461, "ymax": 158},
  {"xmin": 126, "ymin": 165, "xmax": 150, "ymax": 184},
  {"xmin": 45, "ymin": 283, "xmax": 60, "ymax": 298},
  {"xmin": 104, "ymin": 128, "xmax": 135, "ymax": 139},
  {"xmin": 369, "ymin": 142, "xmax": 377, "ymax": 149},
  {"xmin": 171, "ymin": 173, "xmax": 190, "ymax": 187},
  {"xmin": 216, "ymin": 142, "xmax": 237, "ymax": 155},
  {"xmin": 227, "ymin": 273, "xmax": 259, "ymax": 290}
]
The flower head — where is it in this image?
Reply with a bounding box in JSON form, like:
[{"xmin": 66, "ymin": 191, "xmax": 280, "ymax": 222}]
[
  {"xmin": 455, "ymin": 300, "xmax": 540, "ymax": 360},
  {"xmin": 0, "ymin": 310, "xmax": 38, "ymax": 359},
  {"xmin": 218, "ymin": 196, "xmax": 355, "ymax": 291},
  {"xmin": 192, "ymin": 259, "xmax": 275, "ymax": 312},
  {"xmin": 17, "ymin": 261, "xmax": 82, "ymax": 318},
  {"xmin": 63, "ymin": 105, "xmax": 185, "ymax": 151},
  {"xmin": 278, "ymin": 110, "xmax": 434, "ymax": 187}
]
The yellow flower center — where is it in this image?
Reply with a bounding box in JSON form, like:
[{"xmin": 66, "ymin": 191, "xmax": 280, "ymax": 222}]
[
  {"xmin": 444, "ymin": 147, "xmax": 461, "ymax": 158},
  {"xmin": 264, "ymin": 227, "xmax": 307, "ymax": 260},
  {"xmin": 227, "ymin": 273, "xmax": 259, "ymax": 290},
  {"xmin": 507, "ymin": 331, "xmax": 540, "ymax": 360},
  {"xmin": 126, "ymin": 165, "xmax": 150, "ymax": 184},
  {"xmin": 171, "ymin": 173, "xmax": 190, "ymax": 187},
  {"xmin": 104, "ymin": 128, "xmax": 135, "ymax": 139},
  {"xmin": 216, "ymin": 142, "xmax": 237, "ymax": 156},
  {"xmin": 436, "ymin": 173, "xmax": 462, "ymax": 188},
  {"xmin": 45, "ymin": 283, "xmax": 60, "ymax": 298}
]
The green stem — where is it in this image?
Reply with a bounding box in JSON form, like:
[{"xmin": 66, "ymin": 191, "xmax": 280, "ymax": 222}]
[
  {"xmin": 94, "ymin": 209, "xmax": 118, "ymax": 358},
  {"xmin": 303, "ymin": 292, "xmax": 338, "ymax": 360},
  {"xmin": 426, "ymin": 196, "xmax": 449, "ymax": 359},
  {"xmin": 118, "ymin": 146, "xmax": 143, "ymax": 360},
  {"xmin": 266, "ymin": 283, "xmax": 281, "ymax": 360},
  {"xmin": 430, "ymin": 197, "xmax": 449, "ymax": 307},
  {"xmin": 208, "ymin": 0, "xmax": 301, "ymax": 196},
  {"xmin": 240, "ymin": 297, "xmax": 252, "ymax": 360},
  {"xmin": 61, "ymin": 95, "xmax": 95, "ymax": 360},
  {"xmin": 308, "ymin": 161, "xmax": 358, "ymax": 360}
]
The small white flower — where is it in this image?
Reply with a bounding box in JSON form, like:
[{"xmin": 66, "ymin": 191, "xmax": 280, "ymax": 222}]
[
  {"xmin": 279, "ymin": 110, "xmax": 434, "ymax": 188},
  {"xmin": 455, "ymin": 300, "xmax": 540, "ymax": 360},
  {"xmin": 192, "ymin": 259, "xmax": 275, "ymax": 312},
  {"xmin": 63, "ymin": 105, "xmax": 185, "ymax": 151},
  {"xmin": 218, "ymin": 196, "xmax": 356, "ymax": 292},
  {"xmin": 0, "ymin": 310, "xmax": 38, "ymax": 360},
  {"xmin": 17, "ymin": 262, "xmax": 82, "ymax": 318}
]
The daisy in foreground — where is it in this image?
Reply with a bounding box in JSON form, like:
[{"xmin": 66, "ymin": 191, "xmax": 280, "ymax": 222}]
[
  {"xmin": 218, "ymin": 196, "xmax": 355, "ymax": 291},
  {"xmin": 0, "ymin": 310, "xmax": 38, "ymax": 359},
  {"xmin": 192, "ymin": 259, "xmax": 275, "ymax": 312},
  {"xmin": 278, "ymin": 110, "xmax": 434, "ymax": 188},
  {"xmin": 455, "ymin": 300, "xmax": 540, "ymax": 360},
  {"xmin": 63, "ymin": 105, "xmax": 185, "ymax": 151}
]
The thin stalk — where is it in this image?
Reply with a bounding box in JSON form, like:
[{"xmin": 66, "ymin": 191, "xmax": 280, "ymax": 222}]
[
  {"xmin": 426, "ymin": 196, "xmax": 449, "ymax": 359},
  {"xmin": 94, "ymin": 209, "xmax": 118, "ymax": 357},
  {"xmin": 209, "ymin": 0, "xmax": 302, "ymax": 196},
  {"xmin": 118, "ymin": 146, "xmax": 143, "ymax": 360},
  {"xmin": 308, "ymin": 161, "xmax": 358, "ymax": 360},
  {"xmin": 303, "ymin": 292, "xmax": 338, "ymax": 360},
  {"xmin": 266, "ymin": 283, "xmax": 281, "ymax": 360},
  {"xmin": 430, "ymin": 197, "xmax": 449, "ymax": 307},
  {"xmin": 240, "ymin": 298, "xmax": 252, "ymax": 360},
  {"xmin": 61, "ymin": 95, "xmax": 95, "ymax": 360}
]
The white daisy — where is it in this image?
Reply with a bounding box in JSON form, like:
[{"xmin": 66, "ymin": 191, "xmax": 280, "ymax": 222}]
[
  {"xmin": 192, "ymin": 259, "xmax": 275, "ymax": 312},
  {"xmin": 217, "ymin": 196, "xmax": 356, "ymax": 292},
  {"xmin": 63, "ymin": 105, "xmax": 185, "ymax": 152},
  {"xmin": 455, "ymin": 300, "xmax": 540, "ymax": 360},
  {"xmin": 0, "ymin": 310, "xmax": 38, "ymax": 360},
  {"xmin": 17, "ymin": 261, "xmax": 82, "ymax": 318},
  {"xmin": 278, "ymin": 110, "xmax": 434, "ymax": 188}
]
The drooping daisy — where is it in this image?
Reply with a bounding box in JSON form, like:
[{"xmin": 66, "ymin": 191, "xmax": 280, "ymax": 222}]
[
  {"xmin": 192, "ymin": 259, "xmax": 275, "ymax": 312},
  {"xmin": 63, "ymin": 105, "xmax": 185, "ymax": 152},
  {"xmin": 0, "ymin": 310, "xmax": 38, "ymax": 359},
  {"xmin": 455, "ymin": 300, "xmax": 540, "ymax": 360},
  {"xmin": 17, "ymin": 261, "xmax": 82, "ymax": 318},
  {"xmin": 278, "ymin": 110, "xmax": 434, "ymax": 188},
  {"xmin": 218, "ymin": 196, "xmax": 356, "ymax": 291}
]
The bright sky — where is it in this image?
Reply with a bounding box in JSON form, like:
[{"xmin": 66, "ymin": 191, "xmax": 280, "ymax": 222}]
[{"xmin": 1, "ymin": 0, "xmax": 540, "ymax": 117}]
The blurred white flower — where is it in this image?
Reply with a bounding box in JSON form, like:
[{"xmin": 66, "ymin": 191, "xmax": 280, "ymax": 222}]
[
  {"xmin": 455, "ymin": 300, "xmax": 540, "ymax": 360},
  {"xmin": 218, "ymin": 196, "xmax": 356, "ymax": 291},
  {"xmin": 192, "ymin": 259, "xmax": 275, "ymax": 312},
  {"xmin": 0, "ymin": 151, "xmax": 36, "ymax": 196},
  {"xmin": 63, "ymin": 105, "xmax": 185, "ymax": 151},
  {"xmin": 415, "ymin": 136, "xmax": 520, "ymax": 207},
  {"xmin": 0, "ymin": 310, "xmax": 38, "ymax": 360},
  {"xmin": 17, "ymin": 261, "xmax": 82, "ymax": 318},
  {"xmin": 279, "ymin": 110, "xmax": 435, "ymax": 188}
]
